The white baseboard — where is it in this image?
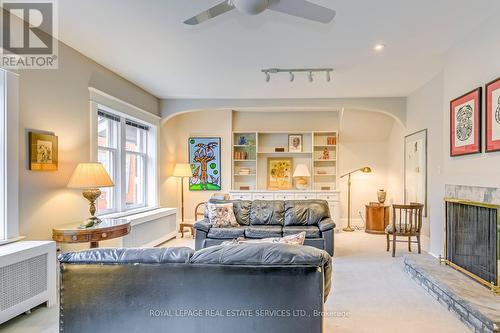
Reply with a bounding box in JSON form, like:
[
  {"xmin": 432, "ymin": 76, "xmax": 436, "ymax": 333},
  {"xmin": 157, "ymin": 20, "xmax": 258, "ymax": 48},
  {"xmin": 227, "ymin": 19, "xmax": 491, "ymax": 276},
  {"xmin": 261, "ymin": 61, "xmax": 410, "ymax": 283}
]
[{"xmin": 145, "ymin": 231, "xmax": 177, "ymax": 248}]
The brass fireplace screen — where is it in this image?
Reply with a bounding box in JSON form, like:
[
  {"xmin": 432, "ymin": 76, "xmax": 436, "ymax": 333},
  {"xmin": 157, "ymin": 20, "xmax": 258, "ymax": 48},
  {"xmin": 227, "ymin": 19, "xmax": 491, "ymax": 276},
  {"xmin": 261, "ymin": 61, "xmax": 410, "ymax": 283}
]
[{"xmin": 443, "ymin": 198, "xmax": 499, "ymax": 294}]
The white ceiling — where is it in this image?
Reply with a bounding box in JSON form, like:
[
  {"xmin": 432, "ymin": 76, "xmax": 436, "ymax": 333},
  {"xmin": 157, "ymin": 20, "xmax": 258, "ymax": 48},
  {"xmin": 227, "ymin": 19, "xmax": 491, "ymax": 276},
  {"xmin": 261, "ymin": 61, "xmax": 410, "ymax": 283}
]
[{"xmin": 58, "ymin": 1, "xmax": 500, "ymax": 99}]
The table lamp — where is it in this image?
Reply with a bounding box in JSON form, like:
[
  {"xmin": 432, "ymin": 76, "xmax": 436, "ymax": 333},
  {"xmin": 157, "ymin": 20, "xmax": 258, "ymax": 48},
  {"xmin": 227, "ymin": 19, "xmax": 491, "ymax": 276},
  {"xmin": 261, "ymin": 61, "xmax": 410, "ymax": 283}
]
[
  {"xmin": 173, "ymin": 163, "xmax": 193, "ymax": 223},
  {"xmin": 67, "ymin": 162, "xmax": 114, "ymax": 228},
  {"xmin": 340, "ymin": 166, "xmax": 372, "ymax": 232},
  {"xmin": 293, "ymin": 164, "xmax": 311, "ymax": 190}
]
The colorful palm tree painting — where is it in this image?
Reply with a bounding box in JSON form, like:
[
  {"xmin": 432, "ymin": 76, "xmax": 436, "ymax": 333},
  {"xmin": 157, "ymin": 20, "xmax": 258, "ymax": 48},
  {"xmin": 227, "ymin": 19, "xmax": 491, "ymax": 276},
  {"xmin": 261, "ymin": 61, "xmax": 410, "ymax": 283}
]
[{"xmin": 188, "ymin": 137, "xmax": 221, "ymax": 191}]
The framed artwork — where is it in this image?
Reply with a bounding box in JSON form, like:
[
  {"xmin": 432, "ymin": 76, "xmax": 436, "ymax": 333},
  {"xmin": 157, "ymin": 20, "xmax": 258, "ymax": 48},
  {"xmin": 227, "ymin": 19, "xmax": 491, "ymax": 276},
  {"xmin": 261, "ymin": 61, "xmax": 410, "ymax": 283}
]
[
  {"xmin": 450, "ymin": 88, "xmax": 482, "ymax": 156},
  {"xmin": 267, "ymin": 158, "xmax": 293, "ymax": 190},
  {"xmin": 29, "ymin": 132, "xmax": 58, "ymax": 171},
  {"xmin": 288, "ymin": 134, "xmax": 303, "ymax": 153},
  {"xmin": 404, "ymin": 129, "xmax": 427, "ymax": 217},
  {"xmin": 188, "ymin": 137, "xmax": 221, "ymax": 191},
  {"xmin": 486, "ymin": 77, "xmax": 500, "ymax": 152}
]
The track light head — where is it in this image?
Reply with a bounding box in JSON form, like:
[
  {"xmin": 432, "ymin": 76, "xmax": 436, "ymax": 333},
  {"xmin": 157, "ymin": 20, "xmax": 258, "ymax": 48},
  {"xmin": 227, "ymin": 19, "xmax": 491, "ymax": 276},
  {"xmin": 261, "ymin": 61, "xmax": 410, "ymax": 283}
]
[
  {"xmin": 326, "ymin": 71, "xmax": 331, "ymax": 82},
  {"xmin": 265, "ymin": 71, "xmax": 270, "ymax": 82},
  {"xmin": 289, "ymin": 72, "xmax": 294, "ymax": 82},
  {"xmin": 308, "ymin": 71, "xmax": 313, "ymax": 82}
]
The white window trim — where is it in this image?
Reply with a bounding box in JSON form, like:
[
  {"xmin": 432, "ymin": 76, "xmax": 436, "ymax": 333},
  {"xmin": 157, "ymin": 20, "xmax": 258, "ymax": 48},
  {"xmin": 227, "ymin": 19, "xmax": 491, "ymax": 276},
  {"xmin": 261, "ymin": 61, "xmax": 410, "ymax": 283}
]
[
  {"xmin": 89, "ymin": 87, "xmax": 160, "ymax": 216},
  {"xmin": 1, "ymin": 69, "xmax": 20, "ymax": 243}
]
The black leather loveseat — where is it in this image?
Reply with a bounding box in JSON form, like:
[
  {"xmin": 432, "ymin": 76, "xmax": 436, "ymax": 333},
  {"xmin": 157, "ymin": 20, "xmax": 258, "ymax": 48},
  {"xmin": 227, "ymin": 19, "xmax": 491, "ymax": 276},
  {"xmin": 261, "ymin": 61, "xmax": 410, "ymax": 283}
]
[
  {"xmin": 194, "ymin": 199, "xmax": 335, "ymax": 255},
  {"xmin": 58, "ymin": 243, "xmax": 332, "ymax": 333}
]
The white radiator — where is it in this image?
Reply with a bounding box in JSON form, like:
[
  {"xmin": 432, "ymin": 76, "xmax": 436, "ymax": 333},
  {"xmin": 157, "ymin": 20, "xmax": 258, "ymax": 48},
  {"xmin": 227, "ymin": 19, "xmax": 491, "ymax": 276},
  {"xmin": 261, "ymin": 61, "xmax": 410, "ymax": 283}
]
[{"xmin": 0, "ymin": 241, "xmax": 56, "ymax": 324}]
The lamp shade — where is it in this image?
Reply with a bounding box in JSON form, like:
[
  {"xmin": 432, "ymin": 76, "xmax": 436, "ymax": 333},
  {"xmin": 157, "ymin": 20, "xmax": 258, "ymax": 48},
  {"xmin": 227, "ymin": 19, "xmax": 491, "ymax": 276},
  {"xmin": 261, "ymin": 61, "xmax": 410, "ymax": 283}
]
[
  {"xmin": 173, "ymin": 163, "xmax": 193, "ymax": 177},
  {"xmin": 67, "ymin": 163, "xmax": 114, "ymax": 189},
  {"xmin": 293, "ymin": 164, "xmax": 311, "ymax": 178},
  {"xmin": 360, "ymin": 166, "xmax": 372, "ymax": 173}
]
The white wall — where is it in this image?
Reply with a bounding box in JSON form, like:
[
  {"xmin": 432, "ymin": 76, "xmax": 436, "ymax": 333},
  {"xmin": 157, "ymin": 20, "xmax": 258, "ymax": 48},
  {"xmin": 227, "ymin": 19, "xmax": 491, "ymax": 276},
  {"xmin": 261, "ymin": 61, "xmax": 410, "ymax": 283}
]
[
  {"xmin": 160, "ymin": 110, "xmax": 233, "ymax": 222},
  {"xmin": 18, "ymin": 41, "xmax": 159, "ymax": 240},
  {"xmin": 338, "ymin": 109, "xmax": 403, "ymax": 227},
  {"xmin": 406, "ymin": 12, "xmax": 500, "ymax": 257},
  {"xmin": 406, "ymin": 73, "xmax": 444, "ymax": 244}
]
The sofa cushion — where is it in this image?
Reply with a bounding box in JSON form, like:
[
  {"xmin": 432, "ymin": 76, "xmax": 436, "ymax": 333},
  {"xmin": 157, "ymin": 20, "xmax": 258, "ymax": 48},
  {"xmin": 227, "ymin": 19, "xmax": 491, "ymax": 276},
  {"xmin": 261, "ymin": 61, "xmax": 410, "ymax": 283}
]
[
  {"xmin": 245, "ymin": 225, "xmax": 283, "ymax": 238},
  {"xmin": 190, "ymin": 243, "xmax": 332, "ymax": 301},
  {"xmin": 283, "ymin": 226, "xmax": 321, "ymax": 238},
  {"xmin": 207, "ymin": 199, "xmax": 252, "ymax": 225},
  {"xmin": 284, "ymin": 200, "xmax": 330, "ymax": 226},
  {"xmin": 249, "ymin": 200, "xmax": 285, "ymax": 226},
  {"xmin": 207, "ymin": 227, "xmax": 246, "ymax": 239}
]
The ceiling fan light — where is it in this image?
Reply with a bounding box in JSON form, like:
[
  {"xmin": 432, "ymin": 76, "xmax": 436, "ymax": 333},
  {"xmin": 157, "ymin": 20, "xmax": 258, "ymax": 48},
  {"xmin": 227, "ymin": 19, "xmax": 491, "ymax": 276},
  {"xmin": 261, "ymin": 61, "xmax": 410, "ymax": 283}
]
[{"xmin": 232, "ymin": 0, "xmax": 268, "ymax": 15}]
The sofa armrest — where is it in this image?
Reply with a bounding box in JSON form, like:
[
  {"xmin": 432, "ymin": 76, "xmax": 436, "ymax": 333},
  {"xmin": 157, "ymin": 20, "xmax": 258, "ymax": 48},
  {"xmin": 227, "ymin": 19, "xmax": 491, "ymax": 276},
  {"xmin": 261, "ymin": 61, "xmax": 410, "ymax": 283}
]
[
  {"xmin": 318, "ymin": 218, "xmax": 335, "ymax": 232},
  {"xmin": 194, "ymin": 218, "xmax": 212, "ymax": 232}
]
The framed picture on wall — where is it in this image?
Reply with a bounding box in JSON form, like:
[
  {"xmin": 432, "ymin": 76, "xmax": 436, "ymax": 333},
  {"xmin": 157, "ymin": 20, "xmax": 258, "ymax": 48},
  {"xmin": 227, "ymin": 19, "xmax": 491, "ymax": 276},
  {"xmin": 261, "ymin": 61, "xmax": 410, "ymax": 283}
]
[
  {"xmin": 404, "ymin": 129, "xmax": 427, "ymax": 217},
  {"xmin": 486, "ymin": 77, "xmax": 500, "ymax": 153},
  {"xmin": 450, "ymin": 88, "xmax": 482, "ymax": 156},
  {"xmin": 267, "ymin": 158, "xmax": 293, "ymax": 190},
  {"xmin": 188, "ymin": 137, "xmax": 221, "ymax": 191},
  {"xmin": 288, "ymin": 134, "xmax": 303, "ymax": 152},
  {"xmin": 29, "ymin": 132, "xmax": 58, "ymax": 171}
]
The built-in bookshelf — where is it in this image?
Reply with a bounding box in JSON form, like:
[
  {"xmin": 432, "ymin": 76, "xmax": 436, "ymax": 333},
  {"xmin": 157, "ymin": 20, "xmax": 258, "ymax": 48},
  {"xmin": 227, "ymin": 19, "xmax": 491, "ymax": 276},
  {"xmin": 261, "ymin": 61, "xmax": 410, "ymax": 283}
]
[{"xmin": 232, "ymin": 131, "xmax": 338, "ymax": 191}]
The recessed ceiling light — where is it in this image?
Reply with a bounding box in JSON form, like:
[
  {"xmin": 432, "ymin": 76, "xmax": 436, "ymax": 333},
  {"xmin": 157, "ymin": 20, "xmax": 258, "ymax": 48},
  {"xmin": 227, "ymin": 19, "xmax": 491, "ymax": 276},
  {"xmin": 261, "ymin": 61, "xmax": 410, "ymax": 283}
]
[{"xmin": 373, "ymin": 44, "xmax": 385, "ymax": 52}]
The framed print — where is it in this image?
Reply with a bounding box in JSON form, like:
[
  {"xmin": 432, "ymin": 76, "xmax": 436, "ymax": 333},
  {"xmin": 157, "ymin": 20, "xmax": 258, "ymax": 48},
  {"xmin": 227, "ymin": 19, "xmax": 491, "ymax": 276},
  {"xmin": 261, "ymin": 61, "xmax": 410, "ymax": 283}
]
[
  {"xmin": 486, "ymin": 77, "xmax": 500, "ymax": 152},
  {"xmin": 188, "ymin": 137, "xmax": 221, "ymax": 191},
  {"xmin": 450, "ymin": 87, "xmax": 482, "ymax": 156},
  {"xmin": 288, "ymin": 134, "xmax": 303, "ymax": 153},
  {"xmin": 29, "ymin": 132, "xmax": 58, "ymax": 171},
  {"xmin": 404, "ymin": 129, "xmax": 427, "ymax": 217},
  {"xmin": 267, "ymin": 158, "xmax": 293, "ymax": 190}
]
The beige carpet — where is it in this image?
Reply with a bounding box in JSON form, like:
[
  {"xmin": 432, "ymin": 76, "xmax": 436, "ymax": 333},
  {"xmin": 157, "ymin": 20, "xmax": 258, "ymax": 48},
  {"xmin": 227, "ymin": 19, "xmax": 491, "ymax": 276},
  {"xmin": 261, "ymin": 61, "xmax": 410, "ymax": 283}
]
[{"xmin": 0, "ymin": 232, "xmax": 468, "ymax": 333}]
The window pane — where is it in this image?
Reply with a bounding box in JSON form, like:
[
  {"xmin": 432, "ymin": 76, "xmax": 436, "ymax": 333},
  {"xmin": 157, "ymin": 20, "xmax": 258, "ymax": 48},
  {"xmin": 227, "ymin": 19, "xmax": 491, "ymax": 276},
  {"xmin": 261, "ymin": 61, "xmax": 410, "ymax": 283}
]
[
  {"xmin": 97, "ymin": 149, "xmax": 114, "ymax": 211},
  {"xmin": 125, "ymin": 153, "xmax": 145, "ymax": 207},
  {"xmin": 98, "ymin": 115, "xmax": 119, "ymax": 149},
  {"xmin": 126, "ymin": 124, "xmax": 147, "ymax": 153}
]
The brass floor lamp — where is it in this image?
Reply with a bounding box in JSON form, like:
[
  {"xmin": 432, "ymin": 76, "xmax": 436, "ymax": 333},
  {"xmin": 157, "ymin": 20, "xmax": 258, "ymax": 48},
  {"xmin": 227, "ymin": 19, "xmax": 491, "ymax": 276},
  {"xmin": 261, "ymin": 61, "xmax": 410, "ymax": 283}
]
[{"xmin": 340, "ymin": 167, "xmax": 372, "ymax": 232}]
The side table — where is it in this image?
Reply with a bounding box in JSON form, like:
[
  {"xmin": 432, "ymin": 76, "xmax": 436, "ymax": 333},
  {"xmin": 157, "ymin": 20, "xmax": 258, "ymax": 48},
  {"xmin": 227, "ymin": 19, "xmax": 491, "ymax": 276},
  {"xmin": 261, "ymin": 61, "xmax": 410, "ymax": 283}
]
[
  {"xmin": 52, "ymin": 219, "xmax": 131, "ymax": 248},
  {"xmin": 365, "ymin": 203, "xmax": 390, "ymax": 234}
]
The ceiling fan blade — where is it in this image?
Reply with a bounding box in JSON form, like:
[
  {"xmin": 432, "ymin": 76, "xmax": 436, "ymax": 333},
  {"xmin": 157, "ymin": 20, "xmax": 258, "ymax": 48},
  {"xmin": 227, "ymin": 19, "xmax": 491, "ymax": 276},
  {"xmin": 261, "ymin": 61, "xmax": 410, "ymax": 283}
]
[
  {"xmin": 268, "ymin": 0, "xmax": 336, "ymax": 24},
  {"xmin": 184, "ymin": 1, "xmax": 235, "ymax": 25}
]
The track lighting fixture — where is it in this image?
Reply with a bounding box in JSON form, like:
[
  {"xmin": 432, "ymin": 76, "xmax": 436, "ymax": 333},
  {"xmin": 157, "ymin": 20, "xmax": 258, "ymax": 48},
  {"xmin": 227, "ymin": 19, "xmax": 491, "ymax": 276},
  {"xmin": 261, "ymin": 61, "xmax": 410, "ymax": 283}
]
[{"xmin": 261, "ymin": 67, "xmax": 333, "ymax": 83}]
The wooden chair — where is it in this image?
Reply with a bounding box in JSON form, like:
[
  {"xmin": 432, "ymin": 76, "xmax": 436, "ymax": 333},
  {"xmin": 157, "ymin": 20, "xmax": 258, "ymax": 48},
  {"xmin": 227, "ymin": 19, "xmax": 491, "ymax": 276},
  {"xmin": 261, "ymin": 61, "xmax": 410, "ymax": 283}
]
[{"xmin": 386, "ymin": 203, "xmax": 424, "ymax": 257}]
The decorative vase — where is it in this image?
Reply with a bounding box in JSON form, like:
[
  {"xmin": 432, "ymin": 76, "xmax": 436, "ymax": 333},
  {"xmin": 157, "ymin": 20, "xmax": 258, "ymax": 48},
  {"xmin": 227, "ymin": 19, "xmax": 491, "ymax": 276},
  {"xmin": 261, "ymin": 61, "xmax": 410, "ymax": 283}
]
[{"xmin": 377, "ymin": 189, "xmax": 387, "ymax": 204}]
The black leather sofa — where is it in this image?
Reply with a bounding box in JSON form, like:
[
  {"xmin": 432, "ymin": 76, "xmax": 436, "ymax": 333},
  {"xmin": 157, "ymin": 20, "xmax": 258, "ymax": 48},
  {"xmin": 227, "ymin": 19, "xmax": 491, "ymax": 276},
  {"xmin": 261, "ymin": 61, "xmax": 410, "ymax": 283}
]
[
  {"xmin": 58, "ymin": 244, "xmax": 332, "ymax": 333},
  {"xmin": 194, "ymin": 199, "xmax": 335, "ymax": 255}
]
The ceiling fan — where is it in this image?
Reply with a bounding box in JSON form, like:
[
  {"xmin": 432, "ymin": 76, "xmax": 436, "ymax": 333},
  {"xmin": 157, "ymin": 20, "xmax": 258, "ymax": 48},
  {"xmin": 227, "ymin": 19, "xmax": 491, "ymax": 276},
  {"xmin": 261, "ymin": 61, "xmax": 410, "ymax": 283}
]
[{"xmin": 184, "ymin": 0, "xmax": 336, "ymax": 25}]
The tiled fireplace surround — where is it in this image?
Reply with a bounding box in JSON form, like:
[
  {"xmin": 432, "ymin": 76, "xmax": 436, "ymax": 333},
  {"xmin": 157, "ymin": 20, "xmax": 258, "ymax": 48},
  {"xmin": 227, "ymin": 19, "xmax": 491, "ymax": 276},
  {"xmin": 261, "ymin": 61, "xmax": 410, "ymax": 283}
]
[{"xmin": 445, "ymin": 184, "xmax": 500, "ymax": 206}]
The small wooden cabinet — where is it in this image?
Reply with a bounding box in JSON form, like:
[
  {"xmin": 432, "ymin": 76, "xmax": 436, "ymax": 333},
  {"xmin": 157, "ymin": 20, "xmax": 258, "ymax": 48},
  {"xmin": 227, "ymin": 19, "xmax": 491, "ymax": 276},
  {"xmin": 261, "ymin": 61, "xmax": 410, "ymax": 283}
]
[{"xmin": 365, "ymin": 203, "xmax": 390, "ymax": 234}]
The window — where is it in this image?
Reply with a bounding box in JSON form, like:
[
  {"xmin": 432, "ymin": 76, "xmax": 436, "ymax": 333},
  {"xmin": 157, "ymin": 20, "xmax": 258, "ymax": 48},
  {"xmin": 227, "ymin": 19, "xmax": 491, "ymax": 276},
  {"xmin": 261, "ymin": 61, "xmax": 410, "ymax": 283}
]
[{"xmin": 96, "ymin": 107, "xmax": 156, "ymax": 215}]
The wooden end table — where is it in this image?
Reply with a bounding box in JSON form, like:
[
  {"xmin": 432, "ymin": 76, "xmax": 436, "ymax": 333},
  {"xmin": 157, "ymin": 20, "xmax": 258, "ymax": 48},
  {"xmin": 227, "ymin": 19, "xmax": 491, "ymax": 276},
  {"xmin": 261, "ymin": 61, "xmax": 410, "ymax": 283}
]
[
  {"xmin": 365, "ymin": 203, "xmax": 390, "ymax": 234},
  {"xmin": 52, "ymin": 219, "xmax": 131, "ymax": 248}
]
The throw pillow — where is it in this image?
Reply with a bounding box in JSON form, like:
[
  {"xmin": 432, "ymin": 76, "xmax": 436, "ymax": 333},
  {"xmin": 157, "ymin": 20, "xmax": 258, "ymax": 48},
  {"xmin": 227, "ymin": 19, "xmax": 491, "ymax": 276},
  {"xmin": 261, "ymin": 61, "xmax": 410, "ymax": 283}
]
[
  {"xmin": 207, "ymin": 203, "xmax": 239, "ymax": 228},
  {"xmin": 222, "ymin": 232, "xmax": 306, "ymax": 246}
]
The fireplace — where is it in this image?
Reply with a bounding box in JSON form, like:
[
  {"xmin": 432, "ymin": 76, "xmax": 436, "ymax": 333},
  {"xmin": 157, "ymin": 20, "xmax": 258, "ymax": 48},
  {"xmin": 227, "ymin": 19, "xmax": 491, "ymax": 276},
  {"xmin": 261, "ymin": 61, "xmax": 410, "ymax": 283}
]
[{"xmin": 444, "ymin": 198, "xmax": 499, "ymax": 293}]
